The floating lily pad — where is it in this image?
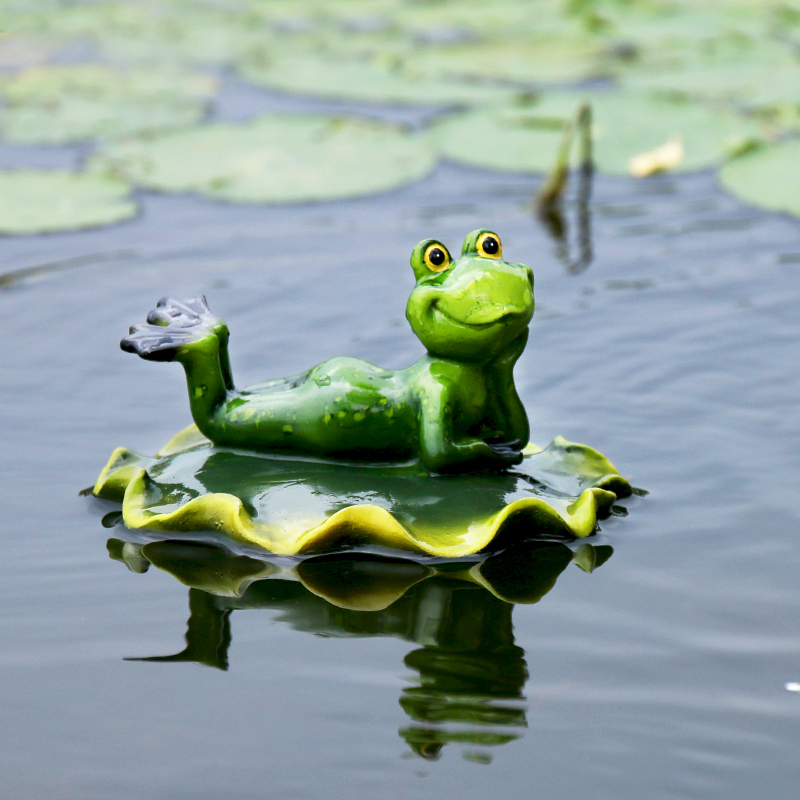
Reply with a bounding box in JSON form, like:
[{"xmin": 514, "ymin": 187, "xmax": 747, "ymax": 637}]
[
  {"xmin": 389, "ymin": 0, "xmax": 578, "ymax": 40},
  {"xmin": 89, "ymin": 114, "xmax": 436, "ymax": 203},
  {"xmin": 238, "ymin": 49, "xmax": 512, "ymax": 105},
  {"xmin": 0, "ymin": 62, "xmax": 216, "ymax": 104},
  {"xmin": 720, "ymin": 141, "xmax": 800, "ymax": 217},
  {"xmin": 0, "ymin": 170, "xmax": 137, "ymax": 235},
  {"xmin": 436, "ymin": 90, "xmax": 765, "ymax": 175},
  {"xmin": 26, "ymin": 1, "xmax": 269, "ymax": 67},
  {"xmin": 97, "ymin": 9, "xmax": 272, "ymax": 67},
  {"xmin": 411, "ymin": 38, "xmax": 611, "ymax": 86},
  {"xmin": 618, "ymin": 37, "xmax": 800, "ymax": 108},
  {"xmin": 0, "ymin": 64, "xmax": 217, "ymax": 144},
  {"xmin": 93, "ymin": 425, "xmax": 632, "ymax": 558}
]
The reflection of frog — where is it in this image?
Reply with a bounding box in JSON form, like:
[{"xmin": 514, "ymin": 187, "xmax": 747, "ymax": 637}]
[
  {"xmin": 122, "ymin": 230, "xmax": 534, "ymax": 473},
  {"xmin": 109, "ymin": 538, "xmax": 612, "ymax": 761}
]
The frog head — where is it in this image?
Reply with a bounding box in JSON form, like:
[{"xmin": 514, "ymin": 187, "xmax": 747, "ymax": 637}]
[{"xmin": 406, "ymin": 229, "xmax": 534, "ymax": 362}]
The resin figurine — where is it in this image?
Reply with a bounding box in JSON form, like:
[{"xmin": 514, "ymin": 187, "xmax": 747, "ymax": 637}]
[
  {"xmin": 121, "ymin": 229, "xmax": 532, "ymax": 473},
  {"xmin": 93, "ymin": 230, "xmax": 634, "ymax": 557}
]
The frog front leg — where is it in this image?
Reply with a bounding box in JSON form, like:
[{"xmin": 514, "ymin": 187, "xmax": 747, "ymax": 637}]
[
  {"xmin": 419, "ymin": 382, "xmax": 523, "ymax": 473},
  {"xmin": 484, "ymin": 329, "xmax": 530, "ymax": 451}
]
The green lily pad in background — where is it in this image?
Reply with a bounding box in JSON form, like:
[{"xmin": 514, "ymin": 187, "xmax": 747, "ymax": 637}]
[
  {"xmin": 410, "ymin": 37, "xmax": 612, "ymax": 86},
  {"xmin": 238, "ymin": 49, "xmax": 513, "ymax": 106},
  {"xmin": 19, "ymin": 1, "xmax": 272, "ymax": 67},
  {"xmin": 436, "ymin": 90, "xmax": 766, "ymax": 175},
  {"xmin": 0, "ymin": 64, "xmax": 218, "ymax": 144},
  {"xmin": 0, "ymin": 170, "xmax": 137, "ymax": 235},
  {"xmin": 617, "ymin": 34, "xmax": 800, "ymax": 108},
  {"xmin": 720, "ymin": 140, "xmax": 800, "ymax": 217},
  {"xmin": 89, "ymin": 113, "xmax": 436, "ymax": 203}
]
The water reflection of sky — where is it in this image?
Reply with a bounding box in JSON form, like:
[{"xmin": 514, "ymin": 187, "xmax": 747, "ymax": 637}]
[{"xmin": 1, "ymin": 90, "xmax": 799, "ymax": 798}]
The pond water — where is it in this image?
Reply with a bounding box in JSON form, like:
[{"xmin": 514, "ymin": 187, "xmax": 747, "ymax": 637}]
[{"xmin": 2, "ymin": 86, "xmax": 800, "ymax": 799}]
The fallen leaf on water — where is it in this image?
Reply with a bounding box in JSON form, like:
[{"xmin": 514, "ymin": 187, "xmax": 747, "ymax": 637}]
[
  {"xmin": 628, "ymin": 136, "xmax": 684, "ymax": 177},
  {"xmin": 436, "ymin": 90, "xmax": 763, "ymax": 175}
]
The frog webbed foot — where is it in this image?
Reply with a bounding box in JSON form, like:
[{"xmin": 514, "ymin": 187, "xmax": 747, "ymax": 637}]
[
  {"xmin": 145, "ymin": 296, "xmax": 223, "ymax": 334},
  {"xmin": 121, "ymin": 297, "xmax": 223, "ymax": 362},
  {"xmin": 121, "ymin": 322, "xmax": 211, "ymax": 362}
]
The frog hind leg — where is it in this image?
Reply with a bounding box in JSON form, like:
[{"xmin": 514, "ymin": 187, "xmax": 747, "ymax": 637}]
[
  {"xmin": 121, "ymin": 319, "xmax": 208, "ymax": 362},
  {"xmin": 121, "ymin": 296, "xmax": 230, "ymax": 435},
  {"xmin": 123, "ymin": 296, "xmax": 233, "ymax": 389}
]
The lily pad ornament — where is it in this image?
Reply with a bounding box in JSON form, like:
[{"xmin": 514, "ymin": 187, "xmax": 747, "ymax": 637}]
[
  {"xmin": 0, "ymin": 170, "xmax": 137, "ymax": 235},
  {"xmin": 95, "ymin": 427, "xmax": 630, "ymax": 557},
  {"xmin": 89, "ymin": 113, "xmax": 436, "ymax": 203},
  {"xmin": 93, "ymin": 230, "xmax": 633, "ymax": 557},
  {"xmin": 720, "ymin": 141, "xmax": 800, "ymax": 217},
  {"xmin": 0, "ymin": 64, "xmax": 217, "ymax": 144},
  {"xmin": 436, "ymin": 90, "xmax": 765, "ymax": 175}
]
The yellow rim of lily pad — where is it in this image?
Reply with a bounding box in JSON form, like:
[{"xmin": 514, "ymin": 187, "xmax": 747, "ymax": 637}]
[{"xmin": 94, "ymin": 425, "xmax": 630, "ymax": 559}]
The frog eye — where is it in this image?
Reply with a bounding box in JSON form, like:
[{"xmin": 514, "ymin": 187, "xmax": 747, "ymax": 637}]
[
  {"xmin": 423, "ymin": 242, "xmax": 450, "ymax": 272},
  {"xmin": 410, "ymin": 238, "xmax": 452, "ymax": 279},
  {"xmin": 476, "ymin": 231, "xmax": 502, "ymax": 259}
]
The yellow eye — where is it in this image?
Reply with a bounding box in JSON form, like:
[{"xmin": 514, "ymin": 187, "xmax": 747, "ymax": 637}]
[
  {"xmin": 423, "ymin": 242, "xmax": 450, "ymax": 272},
  {"xmin": 476, "ymin": 232, "xmax": 502, "ymax": 259}
]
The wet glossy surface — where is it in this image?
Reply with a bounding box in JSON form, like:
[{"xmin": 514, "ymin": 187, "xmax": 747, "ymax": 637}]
[{"xmin": 2, "ymin": 92, "xmax": 800, "ymax": 797}]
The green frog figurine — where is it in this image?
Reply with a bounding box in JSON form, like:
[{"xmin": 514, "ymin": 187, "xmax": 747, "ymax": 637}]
[{"xmin": 122, "ymin": 229, "xmax": 534, "ymax": 473}]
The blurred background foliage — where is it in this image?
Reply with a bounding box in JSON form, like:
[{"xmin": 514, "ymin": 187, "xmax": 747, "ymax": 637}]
[{"xmin": 0, "ymin": 0, "xmax": 799, "ymax": 232}]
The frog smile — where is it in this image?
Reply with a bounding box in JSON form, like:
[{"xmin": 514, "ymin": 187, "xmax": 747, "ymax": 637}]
[{"xmin": 432, "ymin": 302, "xmax": 523, "ymax": 330}]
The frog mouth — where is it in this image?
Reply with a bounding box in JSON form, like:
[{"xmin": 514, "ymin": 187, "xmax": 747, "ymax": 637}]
[{"xmin": 432, "ymin": 302, "xmax": 523, "ymax": 330}]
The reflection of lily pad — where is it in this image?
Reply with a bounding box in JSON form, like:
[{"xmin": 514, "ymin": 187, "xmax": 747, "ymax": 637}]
[
  {"xmin": 720, "ymin": 141, "xmax": 800, "ymax": 217},
  {"xmin": 0, "ymin": 170, "xmax": 137, "ymax": 235},
  {"xmin": 93, "ymin": 424, "xmax": 632, "ymax": 558},
  {"xmin": 0, "ymin": 64, "xmax": 217, "ymax": 144},
  {"xmin": 89, "ymin": 114, "xmax": 436, "ymax": 203},
  {"xmin": 436, "ymin": 90, "xmax": 764, "ymax": 175},
  {"xmin": 108, "ymin": 537, "xmax": 613, "ymax": 611}
]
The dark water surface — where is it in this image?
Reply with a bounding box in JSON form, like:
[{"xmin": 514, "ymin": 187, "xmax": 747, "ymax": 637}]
[{"xmin": 2, "ymin": 112, "xmax": 800, "ymax": 796}]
